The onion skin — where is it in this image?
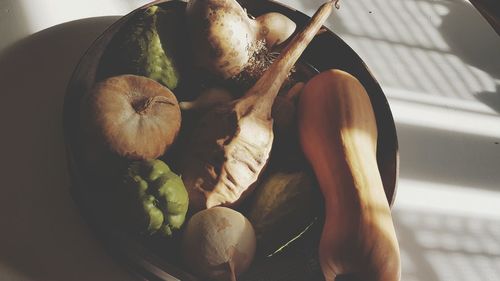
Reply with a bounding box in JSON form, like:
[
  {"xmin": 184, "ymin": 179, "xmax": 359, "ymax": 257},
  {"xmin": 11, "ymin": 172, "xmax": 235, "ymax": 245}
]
[
  {"xmin": 82, "ymin": 75, "xmax": 181, "ymax": 162},
  {"xmin": 181, "ymin": 207, "xmax": 256, "ymax": 281}
]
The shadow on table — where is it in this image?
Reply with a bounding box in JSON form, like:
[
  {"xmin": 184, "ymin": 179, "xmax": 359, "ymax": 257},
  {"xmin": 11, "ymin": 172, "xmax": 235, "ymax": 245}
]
[
  {"xmin": 298, "ymin": 0, "xmax": 500, "ymax": 110},
  {"xmin": 0, "ymin": 0, "xmax": 29, "ymax": 51},
  {"xmin": 0, "ymin": 17, "xmax": 137, "ymax": 281},
  {"xmin": 396, "ymin": 122, "xmax": 500, "ymax": 192},
  {"xmin": 438, "ymin": 0, "xmax": 500, "ymax": 114},
  {"xmin": 476, "ymin": 85, "xmax": 500, "ymax": 114},
  {"xmin": 438, "ymin": 0, "xmax": 500, "ymax": 80},
  {"xmin": 394, "ymin": 208, "xmax": 500, "ymax": 281}
]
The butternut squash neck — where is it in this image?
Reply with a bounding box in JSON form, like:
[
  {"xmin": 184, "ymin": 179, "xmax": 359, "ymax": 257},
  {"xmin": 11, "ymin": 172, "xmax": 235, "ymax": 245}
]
[{"xmin": 298, "ymin": 69, "xmax": 401, "ymax": 281}]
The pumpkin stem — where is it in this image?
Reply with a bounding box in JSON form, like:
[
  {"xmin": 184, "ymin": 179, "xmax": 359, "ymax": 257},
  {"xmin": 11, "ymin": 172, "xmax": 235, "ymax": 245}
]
[{"xmin": 134, "ymin": 95, "xmax": 174, "ymax": 114}]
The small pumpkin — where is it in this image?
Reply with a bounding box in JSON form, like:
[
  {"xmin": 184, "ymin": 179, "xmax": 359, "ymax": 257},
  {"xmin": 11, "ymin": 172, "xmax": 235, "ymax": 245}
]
[{"xmin": 81, "ymin": 74, "xmax": 181, "ymax": 161}]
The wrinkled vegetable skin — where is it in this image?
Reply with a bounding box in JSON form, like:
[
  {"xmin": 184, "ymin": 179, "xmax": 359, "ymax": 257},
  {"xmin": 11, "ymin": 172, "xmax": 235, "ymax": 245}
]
[
  {"xmin": 98, "ymin": 6, "xmax": 180, "ymax": 89},
  {"xmin": 134, "ymin": 6, "xmax": 180, "ymax": 89},
  {"xmin": 186, "ymin": 0, "xmax": 255, "ymax": 79},
  {"xmin": 124, "ymin": 159, "xmax": 189, "ymax": 236},
  {"xmin": 181, "ymin": 0, "xmax": 334, "ymax": 212},
  {"xmin": 181, "ymin": 105, "xmax": 273, "ymax": 212}
]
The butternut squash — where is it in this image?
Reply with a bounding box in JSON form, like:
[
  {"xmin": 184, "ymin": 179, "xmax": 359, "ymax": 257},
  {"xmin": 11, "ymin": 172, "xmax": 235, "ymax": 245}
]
[{"xmin": 297, "ymin": 69, "xmax": 401, "ymax": 281}]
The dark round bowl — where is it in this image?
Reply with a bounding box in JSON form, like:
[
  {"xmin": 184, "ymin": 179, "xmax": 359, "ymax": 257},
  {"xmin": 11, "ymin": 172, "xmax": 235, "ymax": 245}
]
[{"xmin": 63, "ymin": 0, "xmax": 399, "ymax": 280}]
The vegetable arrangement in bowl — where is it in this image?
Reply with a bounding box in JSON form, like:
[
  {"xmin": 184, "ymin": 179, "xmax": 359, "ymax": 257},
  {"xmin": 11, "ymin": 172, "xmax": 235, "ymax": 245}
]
[{"xmin": 64, "ymin": 0, "xmax": 401, "ymax": 280}]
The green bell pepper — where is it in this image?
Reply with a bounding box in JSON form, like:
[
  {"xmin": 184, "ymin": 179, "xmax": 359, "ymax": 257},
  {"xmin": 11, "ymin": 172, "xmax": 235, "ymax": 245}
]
[{"xmin": 124, "ymin": 159, "xmax": 189, "ymax": 236}]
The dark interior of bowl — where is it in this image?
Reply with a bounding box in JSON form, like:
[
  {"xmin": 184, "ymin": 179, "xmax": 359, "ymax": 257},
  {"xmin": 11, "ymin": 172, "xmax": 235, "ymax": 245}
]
[{"xmin": 63, "ymin": 0, "xmax": 399, "ymax": 280}]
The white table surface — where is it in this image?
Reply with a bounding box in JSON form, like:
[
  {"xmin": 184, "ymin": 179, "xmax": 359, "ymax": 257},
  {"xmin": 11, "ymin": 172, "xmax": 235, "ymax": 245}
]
[{"xmin": 1, "ymin": 0, "xmax": 499, "ymax": 280}]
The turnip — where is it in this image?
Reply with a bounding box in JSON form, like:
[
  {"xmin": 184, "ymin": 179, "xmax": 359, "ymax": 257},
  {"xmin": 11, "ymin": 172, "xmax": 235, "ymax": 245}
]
[
  {"xmin": 186, "ymin": 0, "xmax": 297, "ymax": 79},
  {"xmin": 181, "ymin": 207, "xmax": 256, "ymax": 281}
]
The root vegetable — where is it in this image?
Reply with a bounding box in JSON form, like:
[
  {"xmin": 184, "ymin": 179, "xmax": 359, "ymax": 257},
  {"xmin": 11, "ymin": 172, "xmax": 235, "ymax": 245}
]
[
  {"xmin": 181, "ymin": 207, "xmax": 256, "ymax": 281},
  {"xmin": 186, "ymin": 0, "xmax": 296, "ymax": 79},
  {"xmin": 81, "ymin": 74, "xmax": 181, "ymax": 161},
  {"xmin": 179, "ymin": 87, "xmax": 233, "ymax": 111},
  {"xmin": 181, "ymin": 1, "xmax": 336, "ymax": 212},
  {"xmin": 272, "ymin": 82, "xmax": 304, "ymax": 135},
  {"xmin": 255, "ymin": 12, "xmax": 297, "ymax": 48},
  {"xmin": 298, "ymin": 69, "xmax": 401, "ymax": 281}
]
